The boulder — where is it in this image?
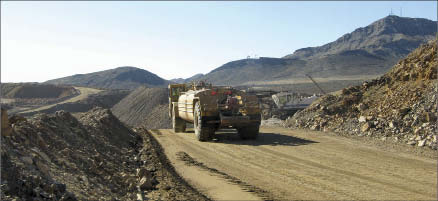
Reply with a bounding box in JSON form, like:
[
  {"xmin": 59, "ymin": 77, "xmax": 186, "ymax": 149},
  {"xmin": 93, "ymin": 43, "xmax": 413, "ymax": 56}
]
[
  {"xmin": 136, "ymin": 168, "xmax": 151, "ymax": 179},
  {"xmin": 418, "ymin": 139, "xmax": 427, "ymax": 147},
  {"xmin": 138, "ymin": 176, "xmax": 153, "ymax": 190},
  {"xmin": 358, "ymin": 116, "xmax": 366, "ymax": 123},
  {"xmin": 361, "ymin": 123, "xmax": 371, "ymax": 132}
]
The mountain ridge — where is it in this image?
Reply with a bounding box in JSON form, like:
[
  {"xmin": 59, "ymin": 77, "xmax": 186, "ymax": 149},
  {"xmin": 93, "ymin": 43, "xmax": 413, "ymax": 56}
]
[
  {"xmin": 284, "ymin": 15, "xmax": 437, "ymax": 59},
  {"xmin": 200, "ymin": 15, "xmax": 436, "ymax": 86}
]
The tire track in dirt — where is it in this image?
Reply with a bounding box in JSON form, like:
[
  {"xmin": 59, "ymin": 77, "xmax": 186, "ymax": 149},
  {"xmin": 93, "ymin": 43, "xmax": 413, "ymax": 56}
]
[
  {"xmin": 167, "ymin": 130, "xmax": 359, "ymax": 200},
  {"xmin": 150, "ymin": 128, "xmax": 437, "ymax": 200},
  {"xmin": 155, "ymin": 130, "xmax": 365, "ymax": 200},
  {"xmin": 151, "ymin": 129, "xmax": 264, "ymax": 200},
  {"xmin": 175, "ymin": 151, "xmax": 275, "ymax": 200}
]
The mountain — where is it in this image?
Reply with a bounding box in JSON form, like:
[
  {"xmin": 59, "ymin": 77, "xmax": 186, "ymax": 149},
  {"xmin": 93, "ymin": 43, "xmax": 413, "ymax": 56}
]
[
  {"xmin": 169, "ymin": 78, "xmax": 185, "ymax": 84},
  {"xmin": 45, "ymin": 66, "xmax": 169, "ymax": 89},
  {"xmin": 284, "ymin": 15, "xmax": 437, "ymax": 59},
  {"xmin": 170, "ymin": 73, "xmax": 204, "ymax": 84},
  {"xmin": 201, "ymin": 16, "xmax": 437, "ymax": 86}
]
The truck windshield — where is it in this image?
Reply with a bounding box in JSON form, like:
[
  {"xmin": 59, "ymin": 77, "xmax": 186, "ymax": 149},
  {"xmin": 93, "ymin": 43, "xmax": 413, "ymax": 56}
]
[{"xmin": 172, "ymin": 87, "xmax": 181, "ymax": 96}]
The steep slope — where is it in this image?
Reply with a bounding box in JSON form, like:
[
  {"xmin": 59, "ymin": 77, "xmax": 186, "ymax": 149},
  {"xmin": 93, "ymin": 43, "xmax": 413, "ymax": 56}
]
[
  {"xmin": 202, "ymin": 16, "xmax": 436, "ymax": 86},
  {"xmin": 111, "ymin": 86, "xmax": 171, "ymax": 128},
  {"xmin": 285, "ymin": 40, "xmax": 437, "ymax": 149},
  {"xmin": 45, "ymin": 66, "xmax": 169, "ymax": 90}
]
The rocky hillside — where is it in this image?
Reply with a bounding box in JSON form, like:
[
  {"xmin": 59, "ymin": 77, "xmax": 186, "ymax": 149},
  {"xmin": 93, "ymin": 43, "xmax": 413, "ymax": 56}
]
[
  {"xmin": 285, "ymin": 40, "xmax": 437, "ymax": 149},
  {"xmin": 112, "ymin": 87, "xmax": 171, "ymax": 129},
  {"xmin": 1, "ymin": 107, "xmax": 207, "ymax": 200},
  {"xmin": 45, "ymin": 66, "xmax": 169, "ymax": 90},
  {"xmin": 284, "ymin": 16, "xmax": 437, "ymax": 59},
  {"xmin": 201, "ymin": 16, "xmax": 436, "ymax": 86}
]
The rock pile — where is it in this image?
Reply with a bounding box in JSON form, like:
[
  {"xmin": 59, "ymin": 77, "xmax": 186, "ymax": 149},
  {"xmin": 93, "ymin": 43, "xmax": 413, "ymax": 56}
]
[
  {"xmin": 1, "ymin": 107, "xmax": 141, "ymax": 200},
  {"xmin": 285, "ymin": 40, "xmax": 437, "ymax": 149},
  {"xmin": 112, "ymin": 86, "xmax": 171, "ymax": 129},
  {"xmin": 1, "ymin": 107, "xmax": 207, "ymax": 200}
]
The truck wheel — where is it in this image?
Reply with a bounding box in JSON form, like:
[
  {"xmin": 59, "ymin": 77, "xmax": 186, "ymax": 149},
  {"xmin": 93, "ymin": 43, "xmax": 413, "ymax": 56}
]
[
  {"xmin": 237, "ymin": 124, "xmax": 260, "ymax": 140},
  {"xmin": 194, "ymin": 101, "xmax": 213, "ymax": 141},
  {"xmin": 173, "ymin": 108, "xmax": 186, "ymax": 133}
]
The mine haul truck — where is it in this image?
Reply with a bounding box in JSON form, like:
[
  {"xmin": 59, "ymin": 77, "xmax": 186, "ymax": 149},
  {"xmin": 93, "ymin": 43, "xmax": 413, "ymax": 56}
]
[{"xmin": 168, "ymin": 82, "xmax": 261, "ymax": 141}]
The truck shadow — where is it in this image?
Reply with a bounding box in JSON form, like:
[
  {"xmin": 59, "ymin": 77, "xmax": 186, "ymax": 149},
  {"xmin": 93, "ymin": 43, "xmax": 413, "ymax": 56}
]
[{"xmin": 212, "ymin": 129, "xmax": 318, "ymax": 146}]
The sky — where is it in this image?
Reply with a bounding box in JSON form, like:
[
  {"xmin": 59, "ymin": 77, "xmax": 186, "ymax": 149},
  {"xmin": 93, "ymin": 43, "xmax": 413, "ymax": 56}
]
[{"xmin": 1, "ymin": 1, "xmax": 437, "ymax": 83}]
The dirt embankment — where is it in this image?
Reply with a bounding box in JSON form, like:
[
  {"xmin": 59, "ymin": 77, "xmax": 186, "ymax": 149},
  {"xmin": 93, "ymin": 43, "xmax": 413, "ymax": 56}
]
[
  {"xmin": 21, "ymin": 89, "xmax": 130, "ymax": 116},
  {"xmin": 2, "ymin": 83, "xmax": 78, "ymax": 99},
  {"xmin": 285, "ymin": 40, "xmax": 437, "ymax": 150},
  {"xmin": 1, "ymin": 107, "xmax": 207, "ymax": 201},
  {"xmin": 1, "ymin": 84, "xmax": 80, "ymax": 109},
  {"xmin": 112, "ymin": 87, "xmax": 171, "ymax": 129}
]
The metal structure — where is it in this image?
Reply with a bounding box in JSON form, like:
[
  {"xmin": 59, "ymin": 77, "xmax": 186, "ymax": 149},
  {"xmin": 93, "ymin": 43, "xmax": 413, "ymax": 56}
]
[
  {"xmin": 305, "ymin": 74, "xmax": 326, "ymax": 95},
  {"xmin": 168, "ymin": 81, "xmax": 261, "ymax": 141},
  {"xmin": 272, "ymin": 92, "xmax": 318, "ymax": 110}
]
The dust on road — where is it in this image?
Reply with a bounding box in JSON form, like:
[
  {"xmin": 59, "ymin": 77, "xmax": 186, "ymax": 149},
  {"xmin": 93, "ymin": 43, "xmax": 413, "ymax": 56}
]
[{"xmin": 149, "ymin": 127, "xmax": 437, "ymax": 200}]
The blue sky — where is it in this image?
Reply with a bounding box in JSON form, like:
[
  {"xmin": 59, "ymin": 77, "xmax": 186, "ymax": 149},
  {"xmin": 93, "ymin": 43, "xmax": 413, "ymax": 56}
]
[{"xmin": 1, "ymin": 1, "xmax": 437, "ymax": 82}]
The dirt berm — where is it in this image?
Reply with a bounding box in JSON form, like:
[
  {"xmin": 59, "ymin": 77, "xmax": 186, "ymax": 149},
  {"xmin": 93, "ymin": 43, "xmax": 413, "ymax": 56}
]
[
  {"xmin": 1, "ymin": 83, "xmax": 78, "ymax": 99},
  {"xmin": 1, "ymin": 107, "xmax": 207, "ymax": 200},
  {"xmin": 286, "ymin": 40, "xmax": 437, "ymax": 150},
  {"xmin": 21, "ymin": 89, "xmax": 130, "ymax": 116},
  {"xmin": 112, "ymin": 86, "xmax": 171, "ymax": 129}
]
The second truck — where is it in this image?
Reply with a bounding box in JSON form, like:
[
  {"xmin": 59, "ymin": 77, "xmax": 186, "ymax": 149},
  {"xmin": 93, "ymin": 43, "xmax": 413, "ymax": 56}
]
[{"xmin": 169, "ymin": 81, "xmax": 261, "ymax": 141}]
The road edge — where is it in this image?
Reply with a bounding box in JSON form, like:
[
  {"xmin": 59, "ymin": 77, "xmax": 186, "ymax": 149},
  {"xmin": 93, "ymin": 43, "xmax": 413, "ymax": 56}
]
[{"xmin": 140, "ymin": 128, "xmax": 211, "ymax": 200}]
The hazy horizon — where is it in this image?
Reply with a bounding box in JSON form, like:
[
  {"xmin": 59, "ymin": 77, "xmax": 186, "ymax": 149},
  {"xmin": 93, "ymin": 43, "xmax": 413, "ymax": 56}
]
[{"xmin": 1, "ymin": 1, "xmax": 437, "ymax": 83}]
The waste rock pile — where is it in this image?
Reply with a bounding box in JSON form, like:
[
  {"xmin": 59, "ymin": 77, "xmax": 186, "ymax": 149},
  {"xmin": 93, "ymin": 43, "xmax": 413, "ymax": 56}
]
[
  {"xmin": 285, "ymin": 40, "xmax": 437, "ymax": 150},
  {"xmin": 112, "ymin": 86, "xmax": 171, "ymax": 129},
  {"xmin": 1, "ymin": 107, "xmax": 207, "ymax": 200}
]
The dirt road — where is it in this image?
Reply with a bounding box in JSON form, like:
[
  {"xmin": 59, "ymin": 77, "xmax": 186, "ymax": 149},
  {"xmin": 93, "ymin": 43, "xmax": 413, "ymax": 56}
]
[
  {"xmin": 149, "ymin": 127, "xmax": 437, "ymax": 200},
  {"xmin": 18, "ymin": 86, "xmax": 102, "ymax": 114}
]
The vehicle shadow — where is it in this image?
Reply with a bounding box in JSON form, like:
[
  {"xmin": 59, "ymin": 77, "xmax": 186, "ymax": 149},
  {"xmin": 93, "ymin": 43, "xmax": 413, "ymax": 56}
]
[{"xmin": 212, "ymin": 129, "xmax": 318, "ymax": 146}]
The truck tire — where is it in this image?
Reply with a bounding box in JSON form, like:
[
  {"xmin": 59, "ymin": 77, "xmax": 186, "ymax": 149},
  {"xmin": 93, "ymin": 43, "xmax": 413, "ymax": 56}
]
[
  {"xmin": 237, "ymin": 124, "xmax": 260, "ymax": 140},
  {"xmin": 173, "ymin": 108, "xmax": 186, "ymax": 133},
  {"xmin": 194, "ymin": 101, "xmax": 213, "ymax": 141}
]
